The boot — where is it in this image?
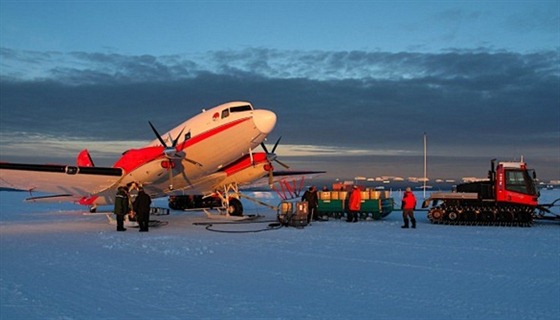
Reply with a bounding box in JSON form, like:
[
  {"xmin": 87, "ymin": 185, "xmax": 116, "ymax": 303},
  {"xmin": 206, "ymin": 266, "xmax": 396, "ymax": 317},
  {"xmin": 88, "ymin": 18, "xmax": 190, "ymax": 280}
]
[
  {"xmin": 401, "ymin": 218, "xmax": 409, "ymax": 229},
  {"xmin": 411, "ymin": 219, "xmax": 416, "ymax": 229}
]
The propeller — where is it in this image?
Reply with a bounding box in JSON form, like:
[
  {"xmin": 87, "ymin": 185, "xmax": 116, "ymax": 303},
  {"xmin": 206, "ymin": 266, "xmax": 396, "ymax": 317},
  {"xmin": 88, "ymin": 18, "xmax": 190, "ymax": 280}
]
[
  {"xmin": 261, "ymin": 136, "xmax": 290, "ymax": 169},
  {"xmin": 260, "ymin": 137, "xmax": 290, "ymax": 186},
  {"xmin": 149, "ymin": 121, "xmax": 184, "ymax": 159},
  {"xmin": 148, "ymin": 121, "xmax": 202, "ymax": 189}
]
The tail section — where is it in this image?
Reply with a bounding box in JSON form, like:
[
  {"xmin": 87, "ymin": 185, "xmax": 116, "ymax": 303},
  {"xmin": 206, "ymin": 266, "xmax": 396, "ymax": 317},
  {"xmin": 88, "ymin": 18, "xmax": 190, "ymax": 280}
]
[{"xmin": 77, "ymin": 149, "xmax": 95, "ymax": 167}]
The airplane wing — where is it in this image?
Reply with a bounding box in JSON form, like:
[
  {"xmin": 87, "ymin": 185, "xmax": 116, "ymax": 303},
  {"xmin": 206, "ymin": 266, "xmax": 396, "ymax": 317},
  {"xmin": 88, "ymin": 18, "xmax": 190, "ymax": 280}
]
[
  {"xmin": 0, "ymin": 162, "xmax": 124, "ymax": 201},
  {"xmin": 146, "ymin": 172, "xmax": 228, "ymax": 199},
  {"xmin": 272, "ymin": 170, "xmax": 326, "ymax": 179},
  {"xmin": 241, "ymin": 170, "xmax": 326, "ymax": 189}
]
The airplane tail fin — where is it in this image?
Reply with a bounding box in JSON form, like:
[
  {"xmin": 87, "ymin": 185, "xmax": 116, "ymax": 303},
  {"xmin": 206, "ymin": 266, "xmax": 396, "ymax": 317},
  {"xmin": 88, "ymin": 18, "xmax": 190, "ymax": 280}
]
[{"xmin": 77, "ymin": 149, "xmax": 95, "ymax": 167}]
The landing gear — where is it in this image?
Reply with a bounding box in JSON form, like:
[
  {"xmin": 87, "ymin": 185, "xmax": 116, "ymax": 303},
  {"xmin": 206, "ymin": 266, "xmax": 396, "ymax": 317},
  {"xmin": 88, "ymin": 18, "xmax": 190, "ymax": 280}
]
[
  {"xmin": 216, "ymin": 182, "xmax": 244, "ymax": 217},
  {"xmin": 227, "ymin": 197, "xmax": 243, "ymax": 216}
]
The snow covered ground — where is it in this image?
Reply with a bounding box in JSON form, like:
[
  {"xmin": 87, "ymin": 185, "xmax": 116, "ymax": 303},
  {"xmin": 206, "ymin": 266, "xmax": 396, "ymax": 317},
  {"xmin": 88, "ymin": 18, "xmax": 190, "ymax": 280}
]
[{"xmin": 1, "ymin": 189, "xmax": 559, "ymax": 319}]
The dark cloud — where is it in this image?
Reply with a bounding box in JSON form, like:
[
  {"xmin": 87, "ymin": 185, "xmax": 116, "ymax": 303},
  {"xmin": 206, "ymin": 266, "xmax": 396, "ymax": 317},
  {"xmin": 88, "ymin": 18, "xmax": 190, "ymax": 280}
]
[{"xmin": 1, "ymin": 48, "xmax": 558, "ymax": 179}]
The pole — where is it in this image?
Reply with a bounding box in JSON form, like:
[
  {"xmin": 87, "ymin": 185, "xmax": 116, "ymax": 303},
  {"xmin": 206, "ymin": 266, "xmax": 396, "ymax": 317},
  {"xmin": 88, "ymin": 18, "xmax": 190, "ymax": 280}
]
[{"xmin": 423, "ymin": 132, "xmax": 427, "ymax": 199}]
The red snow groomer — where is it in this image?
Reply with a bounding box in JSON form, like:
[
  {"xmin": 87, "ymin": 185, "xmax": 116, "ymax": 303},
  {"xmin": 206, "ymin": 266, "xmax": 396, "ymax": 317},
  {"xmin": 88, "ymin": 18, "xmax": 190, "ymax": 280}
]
[{"xmin": 422, "ymin": 159, "xmax": 539, "ymax": 227}]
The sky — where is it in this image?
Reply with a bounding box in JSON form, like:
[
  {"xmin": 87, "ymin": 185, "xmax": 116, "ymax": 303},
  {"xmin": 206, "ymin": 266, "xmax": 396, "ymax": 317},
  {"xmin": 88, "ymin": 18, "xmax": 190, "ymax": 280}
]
[{"xmin": 0, "ymin": 0, "xmax": 559, "ymax": 183}]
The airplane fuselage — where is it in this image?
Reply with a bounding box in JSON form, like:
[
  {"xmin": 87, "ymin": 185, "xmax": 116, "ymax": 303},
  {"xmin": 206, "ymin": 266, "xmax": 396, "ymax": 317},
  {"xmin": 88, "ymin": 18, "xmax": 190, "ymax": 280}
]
[{"xmin": 109, "ymin": 101, "xmax": 277, "ymax": 201}]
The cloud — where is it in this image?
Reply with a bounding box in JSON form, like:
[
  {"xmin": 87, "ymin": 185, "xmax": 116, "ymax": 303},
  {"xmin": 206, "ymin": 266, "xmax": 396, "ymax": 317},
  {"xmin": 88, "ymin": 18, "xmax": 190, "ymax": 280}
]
[
  {"xmin": 1, "ymin": 47, "xmax": 558, "ymax": 179},
  {"xmin": 0, "ymin": 132, "xmax": 146, "ymax": 165}
]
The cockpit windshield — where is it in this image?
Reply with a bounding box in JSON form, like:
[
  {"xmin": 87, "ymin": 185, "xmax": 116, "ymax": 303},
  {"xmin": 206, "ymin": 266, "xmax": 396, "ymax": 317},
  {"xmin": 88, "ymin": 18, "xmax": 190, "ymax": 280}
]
[
  {"xmin": 230, "ymin": 105, "xmax": 253, "ymax": 112},
  {"xmin": 221, "ymin": 105, "xmax": 253, "ymax": 119}
]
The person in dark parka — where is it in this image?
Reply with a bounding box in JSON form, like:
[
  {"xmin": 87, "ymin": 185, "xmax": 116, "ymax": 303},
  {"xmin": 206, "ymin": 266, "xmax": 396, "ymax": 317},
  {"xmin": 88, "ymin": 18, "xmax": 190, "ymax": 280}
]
[
  {"xmin": 133, "ymin": 187, "xmax": 152, "ymax": 232},
  {"xmin": 114, "ymin": 186, "xmax": 129, "ymax": 231},
  {"xmin": 302, "ymin": 185, "xmax": 319, "ymax": 222}
]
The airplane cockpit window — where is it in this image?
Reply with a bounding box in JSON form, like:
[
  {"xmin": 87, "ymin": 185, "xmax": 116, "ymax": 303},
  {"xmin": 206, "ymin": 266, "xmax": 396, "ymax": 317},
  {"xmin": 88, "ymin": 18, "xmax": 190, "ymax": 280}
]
[
  {"xmin": 221, "ymin": 109, "xmax": 230, "ymax": 119},
  {"xmin": 230, "ymin": 105, "xmax": 253, "ymax": 113},
  {"xmin": 221, "ymin": 105, "xmax": 252, "ymax": 119}
]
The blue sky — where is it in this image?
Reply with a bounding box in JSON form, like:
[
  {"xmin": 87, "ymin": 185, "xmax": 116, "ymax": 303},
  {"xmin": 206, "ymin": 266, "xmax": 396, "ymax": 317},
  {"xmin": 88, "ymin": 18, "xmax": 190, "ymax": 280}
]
[
  {"xmin": 1, "ymin": 0, "xmax": 559, "ymax": 183},
  {"xmin": 1, "ymin": 1, "xmax": 557, "ymax": 54}
]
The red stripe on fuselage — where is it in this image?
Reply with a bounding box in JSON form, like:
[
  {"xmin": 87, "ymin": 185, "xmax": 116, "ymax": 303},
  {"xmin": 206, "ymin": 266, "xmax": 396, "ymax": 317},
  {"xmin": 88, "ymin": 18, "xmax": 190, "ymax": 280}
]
[
  {"xmin": 113, "ymin": 117, "xmax": 252, "ymax": 173},
  {"xmin": 175, "ymin": 117, "xmax": 251, "ymax": 151}
]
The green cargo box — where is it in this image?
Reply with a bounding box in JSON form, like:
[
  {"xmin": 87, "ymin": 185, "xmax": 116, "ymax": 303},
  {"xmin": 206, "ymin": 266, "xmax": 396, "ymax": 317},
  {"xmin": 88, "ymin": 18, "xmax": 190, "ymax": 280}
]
[
  {"xmin": 318, "ymin": 198, "xmax": 394, "ymax": 220},
  {"xmin": 318, "ymin": 199, "xmax": 344, "ymax": 212},
  {"xmin": 380, "ymin": 198, "xmax": 394, "ymax": 218},
  {"xmin": 360, "ymin": 199, "xmax": 381, "ymax": 213}
]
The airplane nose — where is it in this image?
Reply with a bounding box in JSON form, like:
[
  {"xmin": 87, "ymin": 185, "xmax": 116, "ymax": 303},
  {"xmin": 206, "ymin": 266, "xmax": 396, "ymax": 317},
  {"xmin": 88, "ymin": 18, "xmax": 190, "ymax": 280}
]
[{"xmin": 253, "ymin": 109, "xmax": 277, "ymax": 134}]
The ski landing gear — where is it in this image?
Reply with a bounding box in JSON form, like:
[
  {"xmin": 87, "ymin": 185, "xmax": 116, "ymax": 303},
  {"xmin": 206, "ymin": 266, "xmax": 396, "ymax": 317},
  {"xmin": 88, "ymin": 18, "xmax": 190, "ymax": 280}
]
[{"xmin": 203, "ymin": 183, "xmax": 262, "ymax": 221}]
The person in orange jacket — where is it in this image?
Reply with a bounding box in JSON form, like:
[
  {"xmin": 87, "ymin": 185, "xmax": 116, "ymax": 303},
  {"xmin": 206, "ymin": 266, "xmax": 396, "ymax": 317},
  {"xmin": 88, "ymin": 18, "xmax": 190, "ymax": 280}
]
[
  {"xmin": 401, "ymin": 187, "xmax": 417, "ymax": 228},
  {"xmin": 347, "ymin": 185, "xmax": 362, "ymax": 222}
]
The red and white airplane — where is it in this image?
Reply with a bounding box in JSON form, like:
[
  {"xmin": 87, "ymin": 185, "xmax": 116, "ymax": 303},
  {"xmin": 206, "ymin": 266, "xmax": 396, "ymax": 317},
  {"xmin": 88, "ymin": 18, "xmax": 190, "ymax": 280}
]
[{"xmin": 0, "ymin": 101, "xmax": 323, "ymax": 215}]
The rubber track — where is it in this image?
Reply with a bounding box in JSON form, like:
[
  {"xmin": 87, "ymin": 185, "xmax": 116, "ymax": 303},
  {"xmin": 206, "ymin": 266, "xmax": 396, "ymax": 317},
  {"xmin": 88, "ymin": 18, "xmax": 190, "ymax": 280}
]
[
  {"xmin": 428, "ymin": 218, "xmax": 533, "ymax": 227},
  {"xmin": 427, "ymin": 204, "xmax": 534, "ymax": 227}
]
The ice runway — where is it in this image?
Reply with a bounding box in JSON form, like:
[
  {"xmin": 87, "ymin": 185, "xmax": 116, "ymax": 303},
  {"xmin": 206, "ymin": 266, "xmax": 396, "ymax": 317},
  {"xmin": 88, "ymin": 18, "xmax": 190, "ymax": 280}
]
[{"xmin": 1, "ymin": 190, "xmax": 559, "ymax": 319}]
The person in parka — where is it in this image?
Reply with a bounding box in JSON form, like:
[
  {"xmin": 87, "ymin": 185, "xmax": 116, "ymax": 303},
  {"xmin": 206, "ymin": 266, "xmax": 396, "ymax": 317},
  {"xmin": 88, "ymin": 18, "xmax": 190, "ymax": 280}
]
[
  {"xmin": 114, "ymin": 186, "xmax": 129, "ymax": 231},
  {"xmin": 302, "ymin": 186, "xmax": 319, "ymax": 222},
  {"xmin": 133, "ymin": 187, "xmax": 152, "ymax": 232},
  {"xmin": 401, "ymin": 187, "xmax": 417, "ymax": 228},
  {"xmin": 347, "ymin": 185, "xmax": 362, "ymax": 222}
]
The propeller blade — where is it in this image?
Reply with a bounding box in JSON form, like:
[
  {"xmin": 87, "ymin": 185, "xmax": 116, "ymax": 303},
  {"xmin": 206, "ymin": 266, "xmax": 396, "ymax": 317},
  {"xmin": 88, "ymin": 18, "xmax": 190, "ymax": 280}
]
[
  {"xmin": 268, "ymin": 168, "xmax": 274, "ymax": 186},
  {"xmin": 271, "ymin": 136, "xmax": 282, "ymax": 154},
  {"xmin": 167, "ymin": 160, "xmax": 174, "ymax": 190},
  {"xmin": 184, "ymin": 158, "xmax": 203, "ymax": 167},
  {"xmin": 149, "ymin": 121, "xmax": 168, "ymax": 147},
  {"xmin": 172, "ymin": 127, "xmax": 186, "ymax": 148},
  {"xmin": 274, "ymin": 159, "xmax": 290, "ymax": 169},
  {"xmin": 260, "ymin": 142, "xmax": 269, "ymax": 154}
]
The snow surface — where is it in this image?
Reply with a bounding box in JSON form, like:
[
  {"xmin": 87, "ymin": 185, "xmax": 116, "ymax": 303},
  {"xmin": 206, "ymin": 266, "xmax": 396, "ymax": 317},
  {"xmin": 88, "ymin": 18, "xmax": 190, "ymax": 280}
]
[{"xmin": 1, "ymin": 189, "xmax": 559, "ymax": 320}]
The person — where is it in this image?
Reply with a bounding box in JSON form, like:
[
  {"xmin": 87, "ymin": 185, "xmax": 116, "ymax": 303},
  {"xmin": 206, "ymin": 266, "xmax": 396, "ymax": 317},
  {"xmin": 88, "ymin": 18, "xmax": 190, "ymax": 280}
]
[
  {"xmin": 302, "ymin": 186, "xmax": 319, "ymax": 222},
  {"xmin": 114, "ymin": 186, "xmax": 129, "ymax": 231},
  {"xmin": 347, "ymin": 185, "xmax": 361, "ymax": 222},
  {"xmin": 133, "ymin": 187, "xmax": 152, "ymax": 232},
  {"xmin": 401, "ymin": 187, "xmax": 417, "ymax": 228}
]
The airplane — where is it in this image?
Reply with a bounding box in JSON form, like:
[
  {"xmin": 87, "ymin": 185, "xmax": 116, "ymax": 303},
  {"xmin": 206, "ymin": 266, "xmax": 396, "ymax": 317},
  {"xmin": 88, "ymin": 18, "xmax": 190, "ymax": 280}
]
[{"xmin": 0, "ymin": 101, "xmax": 324, "ymax": 217}]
